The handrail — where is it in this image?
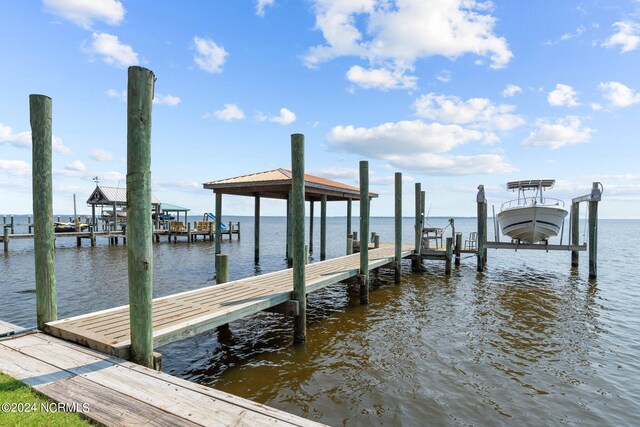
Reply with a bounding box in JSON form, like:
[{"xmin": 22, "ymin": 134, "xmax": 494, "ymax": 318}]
[{"xmin": 500, "ymin": 197, "xmax": 565, "ymax": 211}]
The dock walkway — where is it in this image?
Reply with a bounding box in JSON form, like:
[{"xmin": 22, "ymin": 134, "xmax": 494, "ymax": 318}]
[
  {"xmin": 0, "ymin": 328, "xmax": 322, "ymax": 426},
  {"xmin": 46, "ymin": 244, "xmax": 413, "ymax": 360}
]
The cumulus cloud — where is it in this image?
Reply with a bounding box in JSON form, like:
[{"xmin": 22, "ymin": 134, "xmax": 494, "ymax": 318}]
[
  {"xmin": 547, "ymin": 83, "xmax": 580, "ymax": 107},
  {"xmin": 413, "ymin": 93, "xmax": 525, "ymax": 140},
  {"xmin": 346, "ymin": 65, "xmax": 417, "ymax": 90},
  {"xmin": 85, "ymin": 32, "xmax": 138, "ymax": 67},
  {"xmin": 502, "ymin": 84, "xmax": 522, "ymax": 97},
  {"xmin": 256, "ymin": 0, "xmax": 275, "ymax": 17},
  {"xmin": 89, "ymin": 148, "xmax": 116, "ymax": 161},
  {"xmin": 602, "ymin": 21, "xmax": 640, "ymax": 53},
  {"xmin": 43, "ymin": 0, "xmax": 125, "ymax": 29},
  {"xmin": 0, "ymin": 160, "xmax": 31, "ymax": 177},
  {"xmin": 209, "ymin": 104, "xmax": 246, "ymax": 121},
  {"xmin": 436, "ymin": 69, "xmax": 451, "ymax": 83},
  {"xmin": 258, "ymin": 108, "xmax": 297, "ymax": 125},
  {"xmin": 308, "ymin": 166, "xmax": 359, "ymax": 181},
  {"xmin": 1, "ymin": 123, "xmax": 70, "ymax": 154},
  {"xmin": 304, "ymin": 0, "xmax": 512, "ymax": 90},
  {"xmin": 599, "ymin": 81, "xmax": 640, "ymax": 107},
  {"xmin": 389, "ymin": 153, "xmax": 516, "ymax": 175},
  {"xmin": 523, "ymin": 116, "xmax": 593, "ymax": 149},
  {"xmin": 193, "ymin": 36, "xmax": 228, "ymax": 73},
  {"xmin": 106, "ymin": 88, "xmax": 126, "ymax": 100},
  {"xmin": 153, "ymin": 94, "xmax": 181, "ymax": 106}
]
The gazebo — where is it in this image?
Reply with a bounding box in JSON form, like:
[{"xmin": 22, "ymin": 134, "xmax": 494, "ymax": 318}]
[
  {"xmin": 86, "ymin": 185, "xmax": 162, "ymax": 228},
  {"xmin": 203, "ymin": 168, "xmax": 377, "ymax": 262}
]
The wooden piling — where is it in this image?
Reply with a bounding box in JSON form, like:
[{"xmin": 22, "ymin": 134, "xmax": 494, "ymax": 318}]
[
  {"xmin": 412, "ymin": 182, "xmax": 422, "ymax": 271},
  {"xmin": 394, "ymin": 172, "xmax": 402, "ymax": 284},
  {"xmin": 291, "ymin": 134, "xmax": 306, "ymax": 343},
  {"xmin": 309, "ymin": 200, "xmax": 314, "ymax": 255},
  {"xmin": 126, "ymin": 66, "xmax": 155, "ymax": 368},
  {"xmin": 373, "ymin": 234, "xmax": 380, "ymax": 248},
  {"xmin": 445, "ymin": 237, "xmax": 453, "ymax": 274},
  {"xmin": 10, "ymin": 215, "xmax": 14, "ymax": 234},
  {"xmin": 346, "ymin": 198, "xmax": 352, "ymax": 254},
  {"xmin": 476, "ymin": 185, "xmax": 487, "ymax": 272},
  {"xmin": 215, "ymin": 192, "xmax": 222, "ymax": 271},
  {"xmin": 320, "ymin": 194, "xmax": 327, "ymax": 261},
  {"xmin": 3, "ymin": 227, "xmax": 8, "ymax": 253},
  {"xmin": 30, "ymin": 94, "xmax": 57, "ymax": 330},
  {"xmin": 215, "ymin": 254, "xmax": 230, "ymax": 335},
  {"xmin": 571, "ymin": 202, "xmax": 579, "ymax": 267},
  {"xmin": 454, "ymin": 232, "xmax": 462, "ymax": 267},
  {"xmin": 588, "ymin": 182, "xmax": 601, "ymax": 279},
  {"xmin": 254, "ymin": 193, "xmax": 260, "ymax": 262},
  {"xmin": 359, "ymin": 161, "xmax": 369, "ymax": 305},
  {"xmin": 286, "ymin": 193, "xmax": 292, "ymax": 267},
  {"xmin": 28, "ymin": 215, "xmax": 32, "ymax": 233},
  {"xmin": 347, "ymin": 235, "xmax": 354, "ymax": 255}
]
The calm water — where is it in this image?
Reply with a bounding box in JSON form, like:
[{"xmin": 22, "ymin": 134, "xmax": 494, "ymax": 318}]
[{"xmin": 1, "ymin": 215, "xmax": 639, "ymax": 426}]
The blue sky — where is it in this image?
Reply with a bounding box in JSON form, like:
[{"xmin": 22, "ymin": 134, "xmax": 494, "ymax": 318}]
[{"xmin": 1, "ymin": 0, "xmax": 639, "ymax": 218}]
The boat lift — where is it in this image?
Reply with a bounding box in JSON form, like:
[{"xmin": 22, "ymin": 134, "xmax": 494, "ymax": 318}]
[{"xmin": 477, "ymin": 182, "xmax": 603, "ymax": 278}]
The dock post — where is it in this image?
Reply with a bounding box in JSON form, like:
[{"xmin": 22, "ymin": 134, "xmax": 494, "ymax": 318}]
[
  {"xmin": 254, "ymin": 193, "xmax": 260, "ymax": 262},
  {"xmin": 30, "ymin": 94, "xmax": 57, "ymax": 330},
  {"xmin": 588, "ymin": 182, "xmax": 601, "ymax": 279},
  {"xmin": 90, "ymin": 226, "xmax": 95, "ymax": 246},
  {"xmin": 126, "ymin": 66, "xmax": 155, "ymax": 368},
  {"xmin": 216, "ymin": 254, "xmax": 230, "ymax": 335},
  {"xmin": 346, "ymin": 198, "xmax": 352, "ymax": 254},
  {"xmin": 359, "ymin": 160, "xmax": 370, "ymax": 304},
  {"xmin": 374, "ymin": 234, "xmax": 380, "ymax": 248},
  {"xmin": 215, "ymin": 192, "xmax": 222, "ymax": 271},
  {"xmin": 445, "ymin": 237, "xmax": 453, "ymax": 275},
  {"xmin": 394, "ymin": 172, "xmax": 402, "ymax": 283},
  {"xmin": 320, "ymin": 194, "xmax": 327, "ymax": 261},
  {"xmin": 286, "ymin": 193, "xmax": 292, "ymax": 267},
  {"xmin": 454, "ymin": 232, "xmax": 462, "ymax": 267},
  {"xmin": 347, "ymin": 235, "xmax": 353, "ymax": 255},
  {"xmin": 28, "ymin": 215, "xmax": 32, "ymax": 233},
  {"xmin": 412, "ymin": 183, "xmax": 422, "ymax": 271},
  {"xmin": 291, "ymin": 134, "xmax": 306, "ymax": 343},
  {"xmin": 309, "ymin": 200, "xmax": 314, "ymax": 255},
  {"xmin": 3, "ymin": 227, "xmax": 8, "ymax": 253},
  {"xmin": 571, "ymin": 202, "xmax": 579, "ymax": 267},
  {"xmin": 10, "ymin": 215, "xmax": 14, "ymax": 234},
  {"xmin": 476, "ymin": 185, "xmax": 487, "ymax": 272}
]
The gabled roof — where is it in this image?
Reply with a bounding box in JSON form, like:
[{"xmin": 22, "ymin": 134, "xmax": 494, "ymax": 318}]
[
  {"xmin": 203, "ymin": 168, "xmax": 377, "ymax": 201},
  {"xmin": 87, "ymin": 185, "xmax": 161, "ymax": 205}
]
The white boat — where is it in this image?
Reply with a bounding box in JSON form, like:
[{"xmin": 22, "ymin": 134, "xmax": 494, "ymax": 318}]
[{"xmin": 497, "ymin": 179, "xmax": 568, "ymax": 244}]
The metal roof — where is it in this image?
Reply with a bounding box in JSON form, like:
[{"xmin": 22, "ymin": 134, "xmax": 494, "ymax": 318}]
[
  {"xmin": 86, "ymin": 186, "xmax": 161, "ymax": 205},
  {"xmin": 203, "ymin": 168, "xmax": 377, "ymax": 201},
  {"xmin": 160, "ymin": 203, "xmax": 190, "ymax": 212},
  {"xmin": 506, "ymin": 179, "xmax": 556, "ymax": 190}
]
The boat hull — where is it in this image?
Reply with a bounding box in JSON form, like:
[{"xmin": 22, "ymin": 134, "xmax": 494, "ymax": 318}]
[{"xmin": 497, "ymin": 206, "xmax": 567, "ymax": 244}]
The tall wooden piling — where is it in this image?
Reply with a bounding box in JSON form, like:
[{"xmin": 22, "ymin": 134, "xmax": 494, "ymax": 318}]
[
  {"xmin": 412, "ymin": 183, "xmax": 422, "ymax": 271},
  {"xmin": 215, "ymin": 192, "xmax": 222, "ymax": 271},
  {"xmin": 571, "ymin": 202, "xmax": 579, "ymax": 267},
  {"xmin": 254, "ymin": 193, "xmax": 260, "ymax": 262},
  {"xmin": 588, "ymin": 182, "xmax": 601, "ymax": 279},
  {"xmin": 126, "ymin": 66, "xmax": 155, "ymax": 368},
  {"xmin": 454, "ymin": 232, "xmax": 462, "ymax": 267},
  {"xmin": 215, "ymin": 254, "xmax": 230, "ymax": 335},
  {"xmin": 320, "ymin": 194, "xmax": 327, "ymax": 261},
  {"xmin": 291, "ymin": 134, "xmax": 306, "ymax": 343},
  {"xmin": 309, "ymin": 200, "xmax": 314, "ymax": 255},
  {"xmin": 445, "ymin": 237, "xmax": 453, "ymax": 274},
  {"xmin": 359, "ymin": 161, "xmax": 370, "ymax": 305},
  {"xmin": 286, "ymin": 193, "xmax": 292, "ymax": 267},
  {"xmin": 3, "ymin": 227, "xmax": 8, "ymax": 253},
  {"xmin": 394, "ymin": 172, "xmax": 402, "ymax": 283},
  {"xmin": 30, "ymin": 94, "xmax": 57, "ymax": 330},
  {"xmin": 346, "ymin": 198, "xmax": 352, "ymax": 254},
  {"xmin": 476, "ymin": 185, "xmax": 487, "ymax": 272}
]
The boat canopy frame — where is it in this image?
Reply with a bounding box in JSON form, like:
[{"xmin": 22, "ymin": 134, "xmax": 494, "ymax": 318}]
[{"xmin": 506, "ymin": 179, "xmax": 556, "ymax": 191}]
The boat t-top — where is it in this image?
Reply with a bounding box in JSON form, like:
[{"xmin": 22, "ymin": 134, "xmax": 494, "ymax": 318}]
[{"xmin": 496, "ymin": 179, "xmax": 568, "ymax": 244}]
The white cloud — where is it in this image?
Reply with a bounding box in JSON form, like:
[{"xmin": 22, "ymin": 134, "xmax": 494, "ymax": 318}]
[
  {"xmin": 523, "ymin": 116, "xmax": 593, "ymax": 149},
  {"xmin": 599, "ymin": 81, "xmax": 640, "ymax": 107},
  {"xmin": 591, "ymin": 102, "xmax": 603, "ymax": 111},
  {"xmin": 304, "ymin": 0, "xmax": 512, "ymax": 90},
  {"xmin": 0, "ymin": 123, "xmax": 31, "ymax": 149},
  {"xmin": 308, "ymin": 166, "xmax": 359, "ymax": 181},
  {"xmin": 346, "ymin": 65, "xmax": 417, "ymax": 90},
  {"xmin": 560, "ymin": 26, "xmax": 585, "ymax": 41},
  {"xmin": 258, "ymin": 108, "xmax": 297, "ymax": 125},
  {"xmin": 602, "ymin": 21, "xmax": 640, "ymax": 53},
  {"xmin": 86, "ymin": 32, "xmax": 138, "ymax": 67},
  {"xmin": 89, "ymin": 148, "xmax": 116, "ymax": 161},
  {"xmin": 436, "ymin": 69, "xmax": 451, "ymax": 83},
  {"xmin": 153, "ymin": 94, "xmax": 181, "ymax": 106},
  {"xmin": 209, "ymin": 104, "xmax": 246, "ymax": 121},
  {"xmin": 389, "ymin": 153, "xmax": 516, "ymax": 175},
  {"xmin": 502, "ymin": 84, "xmax": 522, "ymax": 97},
  {"xmin": 0, "ymin": 160, "xmax": 31, "ymax": 177},
  {"xmin": 413, "ymin": 93, "xmax": 525, "ymax": 136},
  {"xmin": 43, "ymin": 0, "xmax": 125, "ymax": 29},
  {"xmin": 101, "ymin": 171, "xmax": 125, "ymax": 182},
  {"xmin": 1, "ymin": 123, "xmax": 70, "ymax": 154},
  {"xmin": 256, "ymin": 0, "xmax": 275, "ymax": 17},
  {"xmin": 193, "ymin": 36, "xmax": 228, "ymax": 73},
  {"xmin": 65, "ymin": 160, "xmax": 86, "ymax": 172},
  {"xmin": 106, "ymin": 89, "xmax": 126, "ymax": 100},
  {"xmin": 547, "ymin": 84, "xmax": 580, "ymax": 107}
]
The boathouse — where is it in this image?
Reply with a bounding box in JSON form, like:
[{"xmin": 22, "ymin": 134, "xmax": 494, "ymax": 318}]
[{"xmin": 203, "ymin": 168, "xmax": 378, "ymax": 262}]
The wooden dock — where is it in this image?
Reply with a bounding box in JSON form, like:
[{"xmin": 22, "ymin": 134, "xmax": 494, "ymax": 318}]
[
  {"xmin": 0, "ymin": 328, "xmax": 322, "ymax": 426},
  {"xmin": 46, "ymin": 244, "xmax": 412, "ymax": 360}
]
